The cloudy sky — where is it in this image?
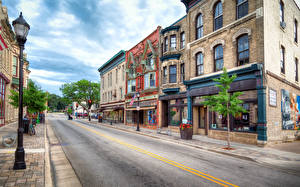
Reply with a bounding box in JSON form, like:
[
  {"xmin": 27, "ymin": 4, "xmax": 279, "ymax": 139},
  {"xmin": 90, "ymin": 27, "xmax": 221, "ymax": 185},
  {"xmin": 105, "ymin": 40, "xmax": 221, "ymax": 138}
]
[{"xmin": 3, "ymin": 0, "xmax": 186, "ymax": 95}]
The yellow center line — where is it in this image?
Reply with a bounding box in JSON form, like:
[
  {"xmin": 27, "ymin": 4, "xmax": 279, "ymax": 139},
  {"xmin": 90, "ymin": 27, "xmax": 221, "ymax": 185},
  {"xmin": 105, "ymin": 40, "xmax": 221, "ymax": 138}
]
[{"xmin": 71, "ymin": 121, "xmax": 239, "ymax": 187}]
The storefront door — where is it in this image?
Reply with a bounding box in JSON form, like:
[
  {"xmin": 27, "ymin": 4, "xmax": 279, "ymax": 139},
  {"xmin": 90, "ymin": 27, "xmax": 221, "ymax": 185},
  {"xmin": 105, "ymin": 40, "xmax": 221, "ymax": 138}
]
[{"xmin": 198, "ymin": 106, "xmax": 208, "ymax": 135}]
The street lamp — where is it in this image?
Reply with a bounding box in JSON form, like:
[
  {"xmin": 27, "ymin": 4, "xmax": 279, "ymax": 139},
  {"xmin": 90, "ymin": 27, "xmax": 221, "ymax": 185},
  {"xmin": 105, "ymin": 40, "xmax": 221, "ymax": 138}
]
[
  {"xmin": 12, "ymin": 12, "xmax": 30, "ymax": 170},
  {"xmin": 136, "ymin": 91, "xmax": 140, "ymax": 131}
]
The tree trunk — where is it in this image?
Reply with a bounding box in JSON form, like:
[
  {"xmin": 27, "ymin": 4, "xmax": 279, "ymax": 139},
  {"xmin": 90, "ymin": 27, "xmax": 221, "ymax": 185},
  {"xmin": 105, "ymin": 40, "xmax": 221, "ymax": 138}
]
[{"xmin": 227, "ymin": 103, "xmax": 231, "ymax": 149}]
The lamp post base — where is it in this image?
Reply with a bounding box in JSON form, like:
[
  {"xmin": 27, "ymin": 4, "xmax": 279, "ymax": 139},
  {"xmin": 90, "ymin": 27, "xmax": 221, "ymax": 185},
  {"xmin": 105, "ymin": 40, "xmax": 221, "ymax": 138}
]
[{"xmin": 13, "ymin": 148, "xmax": 26, "ymax": 170}]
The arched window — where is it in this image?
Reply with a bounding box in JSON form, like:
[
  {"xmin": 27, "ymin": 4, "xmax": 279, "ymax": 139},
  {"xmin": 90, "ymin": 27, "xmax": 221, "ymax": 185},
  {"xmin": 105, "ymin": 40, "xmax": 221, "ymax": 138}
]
[
  {"xmin": 196, "ymin": 52, "xmax": 204, "ymax": 76},
  {"xmin": 237, "ymin": 0, "xmax": 248, "ymax": 19},
  {"xmin": 196, "ymin": 14, "xmax": 203, "ymax": 39},
  {"xmin": 214, "ymin": 1, "xmax": 223, "ymax": 31},
  {"xmin": 237, "ymin": 34, "xmax": 249, "ymax": 66},
  {"xmin": 214, "ymin": 45, "xmax": 223, "ymax": 71}
]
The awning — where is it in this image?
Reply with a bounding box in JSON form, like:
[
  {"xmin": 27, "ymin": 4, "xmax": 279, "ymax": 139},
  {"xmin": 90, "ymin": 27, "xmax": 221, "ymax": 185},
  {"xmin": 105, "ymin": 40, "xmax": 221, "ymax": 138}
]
[{"xmin": 126, "ymin": 106, "xmax": 156, "ymax": 111}]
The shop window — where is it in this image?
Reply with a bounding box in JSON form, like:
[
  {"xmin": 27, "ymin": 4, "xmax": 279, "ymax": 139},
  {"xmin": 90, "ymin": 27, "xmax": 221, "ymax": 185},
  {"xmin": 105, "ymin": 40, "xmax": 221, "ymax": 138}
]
[
  {"xmin": 126, "ymin": 111, "xmax": 134, "ymax": 124},
  {"xmin": 146, "ymin": 109, "xmax": 157, "ymax": 125},
  {"xmin": 127, "ymin": 79, "xmax": 136, "ymax": 93},
  {"xmin": 170, "ymin": 107, "xmax": 181, "ymax": 126},
  {"xmin": 237, "ymin": 34, "xmax": 249, "ymax": 66},
  {"xmin": 237, "ymin": 0, "xmax": 248, "ymax": 19},
  {"xmin": 196, "ymin": 52, "xmax": 204, "ymax": 76},
  {"xmin": 144, "ymin": 72, "xmax": 156, "ymax": 89},
  {"xmin": 214, "ymin": 45, "xmax": 223, "ymax": 71},
  {"xmin": 214, "ymin": 1, "xmax": 223, "ymax": 31},
  {"xmin": 0, "ymin": 78, "xmax": 5, "ymax": 118},
  {"xmin": 180, "ymin": 32, "xmax": 185, "ymax": 48},
  {"xmin": 170, "ymin": 35, "xmax": 176, "ymax": 51},
  {"xmin": 196, "ymin": 14, "xmax": 203, "ymax": 39},
  {"xmin": 169, "ymin": 65, "xmax": 177, "ymax": 83}
]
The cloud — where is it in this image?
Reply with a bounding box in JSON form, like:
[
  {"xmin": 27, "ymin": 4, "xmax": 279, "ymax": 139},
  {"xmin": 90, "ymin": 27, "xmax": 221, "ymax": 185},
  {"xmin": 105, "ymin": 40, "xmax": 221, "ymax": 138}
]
[{"xmin": 48, "ymin": 12, "xmax": 79, "ymax": 29}]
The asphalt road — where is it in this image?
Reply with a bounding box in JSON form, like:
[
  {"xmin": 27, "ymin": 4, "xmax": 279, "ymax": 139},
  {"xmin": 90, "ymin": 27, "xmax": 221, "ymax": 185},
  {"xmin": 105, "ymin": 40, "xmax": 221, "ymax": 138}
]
[{"xmin": 48, "ymin": 114, "xmax": 300, "ymax": 187}]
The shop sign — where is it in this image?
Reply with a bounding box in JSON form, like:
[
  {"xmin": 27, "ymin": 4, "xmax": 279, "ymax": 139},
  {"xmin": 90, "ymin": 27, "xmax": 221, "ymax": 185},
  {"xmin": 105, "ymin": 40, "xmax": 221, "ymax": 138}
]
[
  {"xmin": 269, "ymin": 89, "xmax": 277, "ymax": 107},
  {"xmin": 126, "ymin": 100, "xmax": 156, "ymax": 108}
]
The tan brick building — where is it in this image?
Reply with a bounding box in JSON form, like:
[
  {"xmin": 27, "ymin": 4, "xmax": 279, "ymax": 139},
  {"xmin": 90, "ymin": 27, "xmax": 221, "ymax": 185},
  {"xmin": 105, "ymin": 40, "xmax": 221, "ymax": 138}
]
[
  {"xmin": 0, "ymin": 1, "xmax": 30, "ymax": 127},
  {"xmin": 98, "ymin": 50, "xmax": 126, "ymax": 123},
  {"xmin": 159, "ymin": 0, "xmax": 300, "ymax": 145}
]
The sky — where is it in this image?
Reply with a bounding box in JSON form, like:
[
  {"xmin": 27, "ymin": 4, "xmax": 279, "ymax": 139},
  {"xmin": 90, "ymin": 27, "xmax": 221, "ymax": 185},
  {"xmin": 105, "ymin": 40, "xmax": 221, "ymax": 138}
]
[{"xmin": 3, "ymin": 0, "xmax": 186, "ymax": 95}]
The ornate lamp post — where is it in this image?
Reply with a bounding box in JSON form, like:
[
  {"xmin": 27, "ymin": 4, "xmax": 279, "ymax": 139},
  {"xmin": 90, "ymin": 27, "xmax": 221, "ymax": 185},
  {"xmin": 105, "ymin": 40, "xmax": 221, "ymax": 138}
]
[
  {"xmin": 12, "ymin": 12, "xmax": 30, "ymax": 170},
  {"xmin": 136, "ymin": 91, "xmax": 140, "ymax": 131}
]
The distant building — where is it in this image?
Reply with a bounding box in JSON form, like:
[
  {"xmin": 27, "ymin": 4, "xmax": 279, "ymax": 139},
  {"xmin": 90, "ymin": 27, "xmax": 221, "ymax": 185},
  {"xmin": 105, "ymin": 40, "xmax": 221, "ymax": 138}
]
[{"xmin": 98, "ymin": 50, "xmax": 126, "ymax": 123}]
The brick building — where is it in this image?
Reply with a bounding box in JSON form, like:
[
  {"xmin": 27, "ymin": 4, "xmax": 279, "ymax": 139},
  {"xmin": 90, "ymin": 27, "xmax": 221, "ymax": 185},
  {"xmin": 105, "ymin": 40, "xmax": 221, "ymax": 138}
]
[
  {"xmin": 98, "ymin": 50, "xmax": 126, "ymax": 123},
  {"xmin": 159, "ymin": 0, "xmax": 300, "ymax": 145},
  {"xmin": 125, "ymin": 27, "xmax": 161, "ymax": 129}
]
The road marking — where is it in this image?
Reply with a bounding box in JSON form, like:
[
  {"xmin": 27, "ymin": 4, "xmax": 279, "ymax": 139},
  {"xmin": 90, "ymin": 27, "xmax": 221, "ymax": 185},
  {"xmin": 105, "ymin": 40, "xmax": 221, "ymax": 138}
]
[{"xmin": 71, "ymin": 121, "xmax": 239, "ymax": 187}]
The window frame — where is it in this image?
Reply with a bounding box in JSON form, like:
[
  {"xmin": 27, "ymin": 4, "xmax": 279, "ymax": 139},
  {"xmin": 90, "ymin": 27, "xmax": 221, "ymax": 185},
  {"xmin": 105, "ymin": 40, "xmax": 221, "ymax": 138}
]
[
  {"xmin": 180, "ymin": 32, "xmax": 185, "ymax": 49},
  {"xmin": 180, "ymin": 63, "xmax": 185, "ymax": 82},
  {"xmin": 280, "ymin": 1, "xmax": 284, "ymax": 23},
  {"xmin": 214, "ymin": 44, "xmax": 224, "ymax": 71},
  {"xmin": 296, "ymin": 58, "xmax": 299, "ymax": 82},
  {"xmin": 169, "ymin": 65, "xmax": 177, "ymax": 83},
  {"xmin": 295, "ymin": 19, "xmax": 298, "ymax": 43},
  {"xmin": 196, "ymin": 14, "xmax": 203, "ymax": 39},
  {"xmin": 237, "ymin": 34, "xmax": 249, "ymax": 66},
  {"xmin": 127, "ymin": 79, "xmax": 136, "ymax": 93},
  {"xmin": 236, "ymin": 0, "xmax": 248, "ymax": 19},
  {"xmin": 170, "ymin": 35, "xmax": 177, "ymax": 51},
  {"xmin": 144, "ymin": 72, "xmax": 156, "ymax": 89},
  {"xmin": 12, "ymin": 56, "xmax": 18, "ymax": 77},
  {"xmin": 196, "ymin": 52, "xmax": 204, "ymax": 76},
  {"xmin": 163, "ymin": 66, "xmax": 167, "ymax": 84},
  {"xmin": 280, "ymin": 46, "xmax": 285, "ymax": 74},
  {"xmin": 214, "ymin": 1, "xmax": 223, "ymax": 31},
  {"xmin": 164, "ymin": 37, "xmax": 168, "ymax": 52}
]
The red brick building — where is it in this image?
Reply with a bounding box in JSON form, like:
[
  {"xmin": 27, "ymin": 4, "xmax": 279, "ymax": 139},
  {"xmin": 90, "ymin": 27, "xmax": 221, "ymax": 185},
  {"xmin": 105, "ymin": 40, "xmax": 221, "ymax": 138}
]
[{"xmin": 125, "ymin": 27, "xmax": 161, "ymax": 129}]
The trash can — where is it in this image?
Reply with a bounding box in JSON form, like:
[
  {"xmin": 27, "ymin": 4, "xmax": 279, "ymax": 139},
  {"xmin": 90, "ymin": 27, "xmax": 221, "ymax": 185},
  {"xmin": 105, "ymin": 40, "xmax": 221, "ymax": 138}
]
[{"xmin": 23, "ymin": 118, "xmax": 29, "ymax": 134}]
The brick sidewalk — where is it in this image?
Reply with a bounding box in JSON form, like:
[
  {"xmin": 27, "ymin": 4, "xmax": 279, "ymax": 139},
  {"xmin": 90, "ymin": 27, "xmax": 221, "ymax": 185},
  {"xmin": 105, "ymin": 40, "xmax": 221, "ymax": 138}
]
[{"xmin": 0, "ymin": 122, "xmax": 45, "ymax": 187}]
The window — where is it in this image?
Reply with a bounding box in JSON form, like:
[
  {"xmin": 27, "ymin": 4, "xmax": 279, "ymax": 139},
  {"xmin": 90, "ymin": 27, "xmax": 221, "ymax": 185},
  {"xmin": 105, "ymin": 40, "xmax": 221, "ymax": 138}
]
[
  {"xmin": 122, "ymin": 65, "xmax": 125, "ymax": 81},
  {"xmin": 120, "ymin": 88, "xmax": 123, "ymax": 99},
  {"xmin": 295, "ymin": 19, "xmax": 298, "ymax": 43},
  {"xmin": 169, "ymin": 65, "xmax": 177, "ymax": 83},
  {"xmin": 144, "ymin": 72, "xmax": 156, "ymax": 89},
  {"xmin": 214, "ymin": 45, "xmax": 223, "ymax": 71},
  {"xmin": 196, "ymin": 53, "xmax": 204, "ymax": 76},
  {"xmin": 146, "ymin": 54, "xmax": 155, "ymax": 69},
  {"xmin": 170, "ymin": 35, "xmax": 176, "ymax": 50},
  {"xmin": 180, "ymin": 32, "xmax": 185, "ymax": 48},
  {"xmin": 296, "ymin": 58, "xmax": 299, "ymax": 82},
  {"xmin": 237, "ymin": 0, "xmax": 248, "ymax": 19},
  {"xmin": 12, "ymin": 56, "xmax": 17, "ymax": 77},
  {"xmin": 164, "ymin": 37, "xmax": 168, "ymax": 52},
  {"xmin": 237, "ymin": 34, "xmax": 249, "ymax": 66},
  {"xmin": 0, "ymin": 78, "xmax": 6, "ymax": 119},
  {"xmin": 214, "ymin": 1, "xmax": 223, "ymax": 31},
  {"xmin": 116, "ymin": 69, "xmax": 118, "ymax": 83},
  {"xmin": 280, "ymin": 1, "xmax": 284, "ymax": 23},
  {"xmin": 180, "ymin": 63, "xmax": 185, "ymax": 82},
  {"xmin": 163, "ymin": 66, "xmax": 167, "ymax": 84},
  {"xmin": 196, "ymin": 14, "xmax": 203, "ymax": 39},
  {"xmin": 280, "ymin": 46, "xmax": 285, "ymax": 74},
  {"xmin": 127, "ymin": 80, "xmax": 136, "ymax": 93}
]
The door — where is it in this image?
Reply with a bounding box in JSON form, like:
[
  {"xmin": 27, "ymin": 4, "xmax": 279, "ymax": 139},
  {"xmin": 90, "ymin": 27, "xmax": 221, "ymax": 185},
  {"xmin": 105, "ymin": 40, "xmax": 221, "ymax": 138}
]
[{"xmin": 198, "ymin": 106, "xmax": 208, "ymax": 135}]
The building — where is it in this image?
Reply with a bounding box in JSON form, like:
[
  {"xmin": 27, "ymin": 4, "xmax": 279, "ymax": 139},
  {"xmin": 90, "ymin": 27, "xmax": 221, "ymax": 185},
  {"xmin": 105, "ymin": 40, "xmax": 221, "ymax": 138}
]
[
  {"xmin": 125, "ymin": 27, "xmax": 161, "ymax": 129},
  {"xmin": 98, "ymin": 50, "xmax": 126, "ymax": 123},
  {"xmin": 159, "ymin": 0, "xmax": 300, "ymax": 145},
  {"xmin": 0, "ymin": 1, "xmax": 30, "ymax": 127}
]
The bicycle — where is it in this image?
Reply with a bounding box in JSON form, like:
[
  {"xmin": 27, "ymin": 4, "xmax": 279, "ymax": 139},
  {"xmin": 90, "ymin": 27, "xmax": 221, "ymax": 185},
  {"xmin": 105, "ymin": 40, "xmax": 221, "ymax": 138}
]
[{"xmin": 29, "ymin": 121, "xmax": 36, "ymax": 136}]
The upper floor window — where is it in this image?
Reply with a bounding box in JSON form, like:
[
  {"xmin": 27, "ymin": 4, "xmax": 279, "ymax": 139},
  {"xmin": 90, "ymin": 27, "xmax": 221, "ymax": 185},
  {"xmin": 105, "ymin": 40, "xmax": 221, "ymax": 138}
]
[
  {"xmin": 180, "ymin": 63, "xmax": 185, "ymax": 82},
  {"xmin": 295, "ymin": 19, "xmax": 298, "ymax": 43},
  {"xmin": 280, "ymin": 1, "xmax": 284, "ymax": 23},
  {"xmin": 144, "ymin": 72, "xmax": 156, "ymax": 89},
  {"xmin": 196, "ymin": 52, "xmax": 204, "ymax": 76},
  {"xmin": 237, "ymin": 34, "xmax": 249, "ymax": 66},
  {"xmin": 116, "ymin": 69, "xmax": 118, "ymax": 83},
  {"xmin": 170, "ymin": 35, "xmax": 176, "ymax": 51},
  {"xmin": 12, "ymin": 56, "xmax": 18, "ymax": 77},
  {"xmin": 196, "ymin": 14, "xmax": 203, "ymax": 39},
  {"xmin": 163, "ymin": 66, "xmax": 167, "ymax": 84},
  {"xmin": 127, "ymin": 79, "xmax": 136, "ymax": 93},
  {"xmin": 169, "ymin": 65, "xmax": 177, "ymax": 83},
  {"xmin": 122, "ymin": 65, "xmax": 125, "ymax": 81},
  {"xmin": 146, "ymin": 54, "xmax": 155, "ymax": 69},
  {"xmin": 214, "ymin": 1, "xmax": 223, "ymax": 31},
  {"xmin": 180, "ymin": 32, "xmax": 185, "ymax": 49},
  {"xmin": 237, "ymin": 0, "xmax": 248, "ymax": 19},
  {"xmin": 296, "ymin": 58, "xmax": 298, "ymax": 82},
  {"xmin": 164, "ymin": 37, "xmax": 168, "ymax": 52},
  {"xmin": 280, "ymin": 46, "xmax": 285, "ymax": 74},
  {"xmin": 120, "ymin": 88, "xmax": 123, "ymax": 99},
  {"xmin": 214, "ymin": 45, "xmax": 223, "ymax": 71}
]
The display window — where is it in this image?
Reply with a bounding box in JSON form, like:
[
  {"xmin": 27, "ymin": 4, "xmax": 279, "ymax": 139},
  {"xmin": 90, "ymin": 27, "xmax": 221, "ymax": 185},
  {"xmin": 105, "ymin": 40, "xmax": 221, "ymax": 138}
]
[
  {"xmin": 0, "ymin": 78, "xmax": 6, "ymax": 119},
  {"xmin": 169, "ymin": 99, "xmax": 188, "ymax": 126}
]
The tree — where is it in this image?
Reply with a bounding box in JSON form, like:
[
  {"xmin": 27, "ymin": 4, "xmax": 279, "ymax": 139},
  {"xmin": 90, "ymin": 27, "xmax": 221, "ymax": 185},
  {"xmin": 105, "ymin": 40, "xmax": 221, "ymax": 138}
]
[
  {"xmin": 60, "ymin": 79, "xmax": 100, "ymax": 120},
  {"xmin": 47, "ymin": 93, "xmax": 68, "ymax": 112},
  {"xmin": 202, "ymin": 68, "xmax": 246, "ymax": 149},
  {"xmin": 9, "ymin": 80, "xmax": 47, "ymax": 115}
]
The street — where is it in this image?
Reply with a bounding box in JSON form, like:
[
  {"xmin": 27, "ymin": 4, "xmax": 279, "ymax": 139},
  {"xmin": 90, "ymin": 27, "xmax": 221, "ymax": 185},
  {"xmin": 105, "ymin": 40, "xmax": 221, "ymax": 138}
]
[{"xmin": 48, "ymin": 113, "xmax": 300, "ymax": 187}]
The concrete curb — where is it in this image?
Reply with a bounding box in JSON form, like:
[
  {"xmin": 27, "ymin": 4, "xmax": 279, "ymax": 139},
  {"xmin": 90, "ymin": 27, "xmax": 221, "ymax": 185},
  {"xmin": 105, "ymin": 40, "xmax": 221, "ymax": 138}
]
[{"xmin": 45, "ymin": 120, "xmax": 53, "ymax": 187}]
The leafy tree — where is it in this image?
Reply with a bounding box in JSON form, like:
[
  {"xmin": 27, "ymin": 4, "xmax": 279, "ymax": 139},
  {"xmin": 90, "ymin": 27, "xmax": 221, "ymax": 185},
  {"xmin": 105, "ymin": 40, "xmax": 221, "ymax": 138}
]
[
  {"xmin": 9, "ymin": 80, "xmax": 47, "ymax": 115},
  {"xmin": 60, "ymin": 79, "xmax": 100, "ymax": 120},
  {"xmin": 202, "ymin": 68, "xmax": 246, "ymax": 149},
  {"xmin": 47, "ymin": 93, "xmax": 68, "ymax": 112}
]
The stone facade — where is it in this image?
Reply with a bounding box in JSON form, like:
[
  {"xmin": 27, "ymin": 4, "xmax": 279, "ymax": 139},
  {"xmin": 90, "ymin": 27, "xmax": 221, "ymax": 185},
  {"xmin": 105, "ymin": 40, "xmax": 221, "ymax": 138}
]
[
  {"xmin": 98, "ymin": 50, "xmax": 126, "ymax": 123},
  {"xmin": 0, "ymin": 1, "xmax": 30, "ymax": 127}
]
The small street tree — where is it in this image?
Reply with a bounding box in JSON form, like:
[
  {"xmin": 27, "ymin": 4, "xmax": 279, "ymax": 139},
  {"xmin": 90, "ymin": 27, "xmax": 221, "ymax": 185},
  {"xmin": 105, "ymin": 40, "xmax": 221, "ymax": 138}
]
[
  {"xmin": 9, "ymin": 79, "xmax": 47, "ymax": 115},
  {"xmin": 60, "ymin": 79, "xmax": 100, "ymax": 121},
  {"xmin": 202, "ymin": 68, "xmax": 246, "ymax": 149}
]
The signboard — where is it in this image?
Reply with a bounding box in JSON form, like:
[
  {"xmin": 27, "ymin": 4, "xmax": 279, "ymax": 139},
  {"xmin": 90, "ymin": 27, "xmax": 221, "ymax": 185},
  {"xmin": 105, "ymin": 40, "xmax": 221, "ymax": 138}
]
[{"xmin": 269, "ymin": 89, "xmax": 277, "ymax": 107}]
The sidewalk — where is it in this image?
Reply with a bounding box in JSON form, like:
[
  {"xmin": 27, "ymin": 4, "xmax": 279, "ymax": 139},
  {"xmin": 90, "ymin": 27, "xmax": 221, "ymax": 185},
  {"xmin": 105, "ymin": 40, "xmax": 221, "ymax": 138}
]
[
  {"xmin": 79, "ymin": 118, "xmax": 300, "ymax": 175},
  {"xmin": 0, "ymin": 122, "xmax": 45, "ymax": 187}
]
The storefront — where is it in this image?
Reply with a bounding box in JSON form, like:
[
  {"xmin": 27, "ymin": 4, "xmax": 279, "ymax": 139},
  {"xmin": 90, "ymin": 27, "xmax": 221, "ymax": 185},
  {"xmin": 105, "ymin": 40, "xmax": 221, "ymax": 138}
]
[
  {"xmin": 0, "ymin": 73, "xmax": 9, "ymax": 127},
  {"xmin": 100, "ymin": 105, "xmax": 124, "ymax": 123}
]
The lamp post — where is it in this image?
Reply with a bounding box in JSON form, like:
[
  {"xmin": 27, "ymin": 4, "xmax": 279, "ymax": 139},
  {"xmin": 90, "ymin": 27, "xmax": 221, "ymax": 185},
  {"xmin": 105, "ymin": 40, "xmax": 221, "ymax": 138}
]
[
  {"xmin": 12, "ymin": 12, "xmax": 30, "ymax": 170},
  {"xmin": 136, "ymin": 91, "xmax": 140, "ymax": 131}
]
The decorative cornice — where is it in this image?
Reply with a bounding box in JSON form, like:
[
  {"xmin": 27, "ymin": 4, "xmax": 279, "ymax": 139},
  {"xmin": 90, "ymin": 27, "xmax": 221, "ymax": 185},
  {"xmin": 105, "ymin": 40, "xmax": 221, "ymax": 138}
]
[
  {"xmin": 160, "ymin": 25, "xmax": 180, "ymax": 35},
  {"xmin": 98, "ymin": 50, "xmax": 126, "ymax": 74},
  {"xmin": 160, "ymin": 53, "xmax": 181, "ymax": 62},
  {"xmin": 181, "ymin": 0, "xmax": 203, "ymax": 13},
  {"xmin": 163, "ymin": 88, "xmax": 180, "ymax": 94},
  {"xmin": 0, "ymin": 72, "xmax": 10, "ymax": 83}
]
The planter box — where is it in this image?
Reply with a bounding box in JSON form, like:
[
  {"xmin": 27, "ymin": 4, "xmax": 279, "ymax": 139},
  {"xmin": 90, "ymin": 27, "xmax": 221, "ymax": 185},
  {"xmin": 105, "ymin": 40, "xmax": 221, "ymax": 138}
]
[{"xmin": 180, "ymin": 128, "xmax": 193, "ymax": 140}]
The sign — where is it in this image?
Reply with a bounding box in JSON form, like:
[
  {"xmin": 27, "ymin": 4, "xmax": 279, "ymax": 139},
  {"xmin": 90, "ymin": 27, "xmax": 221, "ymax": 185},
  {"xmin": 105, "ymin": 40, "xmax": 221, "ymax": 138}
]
[
  {"xmin": 269, "ymin": 89, "xmax": 277, "ymax": 107},
  {"xmin": 137, "ymin": 106, "xmax": 140, "ymax": 111},
  {"xmin": 182, "ymin": 119, "xmax": 187, "ymax": 124}
]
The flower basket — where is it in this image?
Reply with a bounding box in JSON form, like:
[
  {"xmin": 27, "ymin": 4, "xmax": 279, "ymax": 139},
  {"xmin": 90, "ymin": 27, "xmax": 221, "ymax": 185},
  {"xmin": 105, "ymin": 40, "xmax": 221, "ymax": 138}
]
[{"xmin": 179, "ymin": 123, "xmax": 193, "ymax": 140}]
